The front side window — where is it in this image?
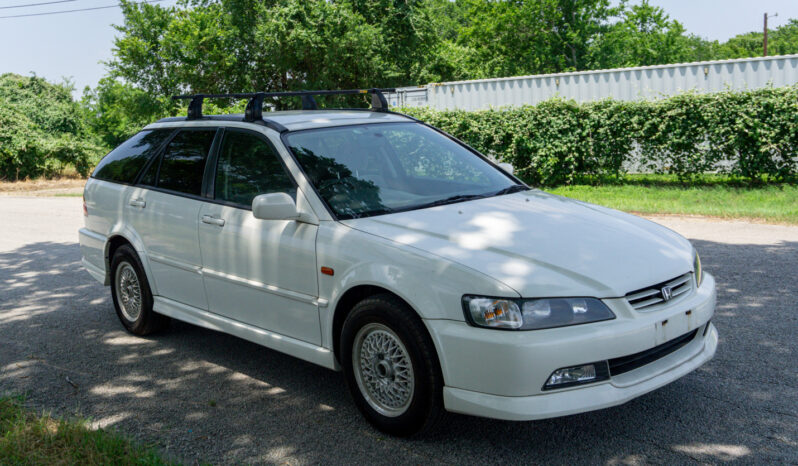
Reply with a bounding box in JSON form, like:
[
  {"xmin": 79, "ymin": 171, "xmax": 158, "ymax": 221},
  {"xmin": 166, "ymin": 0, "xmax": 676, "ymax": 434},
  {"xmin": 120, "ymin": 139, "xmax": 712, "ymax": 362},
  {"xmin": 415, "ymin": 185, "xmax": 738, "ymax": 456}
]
[
  {"xmin": 214, "ymin": 130, "xmax": 295, "ymax": 206},
  {"xmin": 285, "ymin": 122, "xmax": 522, "ymax": 219},
  {"xmin": 92, "ymin": 129, "xmax": 172, "ymax": 183},
  {"xmin": 152, "ymin": 129, "xmax": 216, "ymax": 196}
]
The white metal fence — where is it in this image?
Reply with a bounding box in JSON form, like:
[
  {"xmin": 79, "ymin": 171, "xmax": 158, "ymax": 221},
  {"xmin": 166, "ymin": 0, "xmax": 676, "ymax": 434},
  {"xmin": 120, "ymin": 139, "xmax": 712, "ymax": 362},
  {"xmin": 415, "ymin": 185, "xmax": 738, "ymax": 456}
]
[{"xmin": 386, "ymin": 54, "xmax": 798, "ymax": 111}]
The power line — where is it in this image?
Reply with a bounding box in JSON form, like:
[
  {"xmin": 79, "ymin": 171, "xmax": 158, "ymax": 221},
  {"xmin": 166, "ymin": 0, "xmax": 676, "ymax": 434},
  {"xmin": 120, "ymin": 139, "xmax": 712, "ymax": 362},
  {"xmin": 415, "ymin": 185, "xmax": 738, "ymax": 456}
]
[
  {"xmin": 0, "ymin": 0, "xmax": 74, "ymax": 10},
  {"xmin": 0, "ymin": 0, "xmax": 163, "ymax": 18}
]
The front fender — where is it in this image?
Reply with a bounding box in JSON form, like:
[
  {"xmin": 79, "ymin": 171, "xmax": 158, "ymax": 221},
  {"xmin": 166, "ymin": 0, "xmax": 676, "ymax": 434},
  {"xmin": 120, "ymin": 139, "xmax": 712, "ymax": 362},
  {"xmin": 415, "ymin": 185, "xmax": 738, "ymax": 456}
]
[{"xmin": 317, "ymin": 222, "xmax": 519, "ymax": 349}]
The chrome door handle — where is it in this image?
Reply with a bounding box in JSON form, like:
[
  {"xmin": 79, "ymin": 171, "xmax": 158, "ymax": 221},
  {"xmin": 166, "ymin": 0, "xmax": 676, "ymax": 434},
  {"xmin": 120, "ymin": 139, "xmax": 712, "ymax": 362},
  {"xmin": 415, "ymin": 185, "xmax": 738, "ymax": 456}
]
[
  {"xmin": 201, "ymin": 215, "xmax": 225, "ymax": 227},
  {"xmin": 129, "ymin": 199, "xmax": 146, "ymax": 208}
]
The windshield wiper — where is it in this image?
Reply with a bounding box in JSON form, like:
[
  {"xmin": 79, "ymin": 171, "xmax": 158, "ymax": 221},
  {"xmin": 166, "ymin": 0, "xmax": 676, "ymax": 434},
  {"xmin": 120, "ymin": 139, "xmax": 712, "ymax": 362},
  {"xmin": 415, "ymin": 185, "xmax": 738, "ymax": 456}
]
[
  {"xmin": 417, "ymin": 193, "xmax": 489, "ymax": 209},
  {"xmin": 491, "ymin": 184, "xmax": 529, "ymax": 196}
]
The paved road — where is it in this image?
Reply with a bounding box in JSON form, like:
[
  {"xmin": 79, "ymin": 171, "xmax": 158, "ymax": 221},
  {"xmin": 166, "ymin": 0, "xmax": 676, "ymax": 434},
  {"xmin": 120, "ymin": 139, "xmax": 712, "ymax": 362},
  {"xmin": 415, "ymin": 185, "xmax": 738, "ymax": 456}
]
[{"xmin": 1, "ymin": 197, "xmax": 796, "ymax": 465}]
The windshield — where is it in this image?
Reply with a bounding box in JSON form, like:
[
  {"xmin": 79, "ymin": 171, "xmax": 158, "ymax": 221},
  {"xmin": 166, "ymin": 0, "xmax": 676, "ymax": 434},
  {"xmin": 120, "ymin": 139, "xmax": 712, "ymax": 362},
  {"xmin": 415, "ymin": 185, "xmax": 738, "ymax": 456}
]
[{"xmin": 284, "ymin": 122, "xmax": 525, "ymax": 219}]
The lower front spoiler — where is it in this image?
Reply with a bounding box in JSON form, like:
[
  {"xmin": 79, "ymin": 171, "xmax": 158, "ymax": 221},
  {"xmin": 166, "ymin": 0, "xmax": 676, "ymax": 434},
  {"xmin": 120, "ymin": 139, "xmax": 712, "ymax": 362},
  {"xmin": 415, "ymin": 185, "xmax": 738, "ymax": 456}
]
[{"xmin": 443, "ymin": 323, "xmax": 718, "ymax": 421}]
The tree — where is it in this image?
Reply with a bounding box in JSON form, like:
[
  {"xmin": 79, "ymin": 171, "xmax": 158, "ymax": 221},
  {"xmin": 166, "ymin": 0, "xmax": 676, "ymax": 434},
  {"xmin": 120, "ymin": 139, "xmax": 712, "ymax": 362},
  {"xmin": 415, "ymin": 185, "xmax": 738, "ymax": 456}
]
[
  {"xmin": 0, "ymin": 74, "xmax": 102, "ymax": 179},
  {"xmin": 715, "ymin": 19, "xmax": 798, "ymax": 59},
  {"xmin": 587, "ymin": 1, "xmax": 713, "ymax": 69},
  {"xmin": 81, "ymin": 77, "xmax": 173, "ymax": 148},
  {"xmin": 110, "ymin": 0, "xmax": 395, "ymax": 106}
]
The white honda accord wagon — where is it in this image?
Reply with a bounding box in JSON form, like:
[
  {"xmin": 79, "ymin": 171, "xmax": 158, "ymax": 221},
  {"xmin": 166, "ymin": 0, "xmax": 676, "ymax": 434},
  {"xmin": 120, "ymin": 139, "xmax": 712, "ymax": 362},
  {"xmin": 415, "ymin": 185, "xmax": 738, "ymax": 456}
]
[{"xmin": 79, "ymin": 89, "xmax": 717, "ymax": 436}]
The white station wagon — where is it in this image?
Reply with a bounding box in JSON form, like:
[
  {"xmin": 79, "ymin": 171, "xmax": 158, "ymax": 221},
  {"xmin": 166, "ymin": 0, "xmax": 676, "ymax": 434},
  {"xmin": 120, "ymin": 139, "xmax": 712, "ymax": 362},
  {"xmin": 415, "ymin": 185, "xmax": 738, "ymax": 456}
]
[{"xmin": 79, "ymin": 89, "xmax": 718, "ymax": 436}]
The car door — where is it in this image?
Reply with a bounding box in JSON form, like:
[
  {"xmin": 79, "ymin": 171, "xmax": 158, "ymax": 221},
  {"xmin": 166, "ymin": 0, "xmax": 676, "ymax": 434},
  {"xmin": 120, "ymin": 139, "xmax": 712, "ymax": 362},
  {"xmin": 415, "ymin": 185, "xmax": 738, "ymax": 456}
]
[
  {"xmin": 198, "ymin": 128, "xmax": 321, "ymax": 345},
  {"xmin": 126, "ymin": 127, "xmax": 219, "ymax": 310}
]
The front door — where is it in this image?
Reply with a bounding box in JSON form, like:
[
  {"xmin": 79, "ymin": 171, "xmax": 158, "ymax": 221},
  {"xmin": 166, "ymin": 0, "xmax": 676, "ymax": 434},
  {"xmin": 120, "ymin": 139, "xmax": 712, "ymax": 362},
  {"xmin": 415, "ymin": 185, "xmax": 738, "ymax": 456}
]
[{"xmin": 198, "ymin": 129, "xmax": 321, "ymax": 345}]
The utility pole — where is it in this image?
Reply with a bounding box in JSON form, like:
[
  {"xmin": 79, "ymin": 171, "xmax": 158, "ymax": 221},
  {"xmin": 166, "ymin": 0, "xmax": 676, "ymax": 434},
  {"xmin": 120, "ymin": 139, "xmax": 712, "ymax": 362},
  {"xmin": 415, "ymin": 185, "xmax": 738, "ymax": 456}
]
[{"xmin": 764, "ymin": 12, "xmax": 778, "ymax": 56}]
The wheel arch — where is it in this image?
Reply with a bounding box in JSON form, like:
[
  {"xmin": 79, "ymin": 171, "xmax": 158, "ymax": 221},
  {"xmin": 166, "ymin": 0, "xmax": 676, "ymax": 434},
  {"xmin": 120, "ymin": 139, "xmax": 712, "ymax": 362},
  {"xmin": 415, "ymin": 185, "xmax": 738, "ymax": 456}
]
[
  {"xmin": 104, "ymin": 231, "xmax": 158, "ymax": 295},
  {"xmin": 331, "ymin": 285, "xmax": 429, "ymax": 366}
]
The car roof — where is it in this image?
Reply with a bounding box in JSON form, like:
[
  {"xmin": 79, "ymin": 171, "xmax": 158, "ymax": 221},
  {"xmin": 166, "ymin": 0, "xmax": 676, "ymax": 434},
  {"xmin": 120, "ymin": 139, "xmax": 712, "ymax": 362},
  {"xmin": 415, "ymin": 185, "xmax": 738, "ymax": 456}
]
[{"xmin": 150, "ymin": 109, "xmax": 414, "ymax": 132}]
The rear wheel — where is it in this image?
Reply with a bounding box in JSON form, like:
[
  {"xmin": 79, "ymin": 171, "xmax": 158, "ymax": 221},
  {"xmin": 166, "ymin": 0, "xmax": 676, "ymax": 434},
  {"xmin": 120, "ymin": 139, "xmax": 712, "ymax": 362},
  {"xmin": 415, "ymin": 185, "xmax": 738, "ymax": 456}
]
[
  {"xmin": 341, "ymin": 294, "xmax": 444, "ymax": 436},
  {"xmin": 110, "ymin": 244, "xmax": 168, "ymax": 335}
]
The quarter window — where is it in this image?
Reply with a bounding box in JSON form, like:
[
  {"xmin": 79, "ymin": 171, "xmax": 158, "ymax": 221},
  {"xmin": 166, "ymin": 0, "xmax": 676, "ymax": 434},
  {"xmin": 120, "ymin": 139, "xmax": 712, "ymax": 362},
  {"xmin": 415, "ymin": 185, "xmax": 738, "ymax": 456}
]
[
  {"xmin": 155, "ymin": 129, "xmax": 216, "ymax": 196},
  {"xmin": 92, "ymin": 130, "xmax": 172, "ymax": 183},
  {"xmin": 214, "ymin": 131, "xmax": 295, "ymax": 206}
]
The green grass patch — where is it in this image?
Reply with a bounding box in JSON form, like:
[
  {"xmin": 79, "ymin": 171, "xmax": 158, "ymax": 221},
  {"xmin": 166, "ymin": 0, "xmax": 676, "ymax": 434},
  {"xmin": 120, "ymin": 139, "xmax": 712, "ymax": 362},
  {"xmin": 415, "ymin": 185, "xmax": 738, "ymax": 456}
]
[
  {"xmin": 0, "ymin": 395, "xmax": 173, "ymax": 465},
  {"xmin": 545, "ymin": 176, "xmax": 798, "ymax": 224}
]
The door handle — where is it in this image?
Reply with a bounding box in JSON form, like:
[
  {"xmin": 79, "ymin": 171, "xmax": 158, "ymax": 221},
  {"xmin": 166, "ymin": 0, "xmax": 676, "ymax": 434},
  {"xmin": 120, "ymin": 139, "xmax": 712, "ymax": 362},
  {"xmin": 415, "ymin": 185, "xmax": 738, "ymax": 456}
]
[
  {"xmin": 129, "ymin": 199, "xmax": 146, "ymax": 208},
  {"xmin": 201, "ymin": 215, "xmax": 225, "ymax": 227}
]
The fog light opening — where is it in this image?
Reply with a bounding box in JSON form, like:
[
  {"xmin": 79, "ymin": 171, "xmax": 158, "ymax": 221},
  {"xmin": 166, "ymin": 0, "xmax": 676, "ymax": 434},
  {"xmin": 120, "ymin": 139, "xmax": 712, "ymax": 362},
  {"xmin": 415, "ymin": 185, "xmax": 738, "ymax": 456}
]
[{"xmin": 543, "ymin": 361, "xmax": 610, "ymax": 390}]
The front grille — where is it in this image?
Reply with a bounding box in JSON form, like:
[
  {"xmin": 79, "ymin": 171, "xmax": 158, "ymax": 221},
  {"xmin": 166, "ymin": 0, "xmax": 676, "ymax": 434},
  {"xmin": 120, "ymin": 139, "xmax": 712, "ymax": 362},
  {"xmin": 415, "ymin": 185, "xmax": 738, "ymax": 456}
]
[
  {"xmin": 608, "ymin": 329, "xmax": 698, "ymax": 376},
  {"xmin": 625, "ymin": 273, "xmax": 693, "ymax": 312}
]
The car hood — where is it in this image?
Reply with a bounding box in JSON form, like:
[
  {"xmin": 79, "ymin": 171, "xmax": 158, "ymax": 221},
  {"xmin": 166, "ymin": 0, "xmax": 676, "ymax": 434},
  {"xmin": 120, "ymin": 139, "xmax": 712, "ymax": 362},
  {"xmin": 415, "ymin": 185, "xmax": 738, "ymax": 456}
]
[{"xmin": 341, "ymin": 190, "xmax": 694, "ymax": 298}]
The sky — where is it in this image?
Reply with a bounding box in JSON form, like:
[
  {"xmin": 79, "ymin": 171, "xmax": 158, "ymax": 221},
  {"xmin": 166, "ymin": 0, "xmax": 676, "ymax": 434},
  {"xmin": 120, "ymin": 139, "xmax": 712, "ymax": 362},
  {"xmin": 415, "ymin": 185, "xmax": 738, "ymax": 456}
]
[{"xmin": 0, "ymin": 0, "xmax": 797, "ymax": 96}]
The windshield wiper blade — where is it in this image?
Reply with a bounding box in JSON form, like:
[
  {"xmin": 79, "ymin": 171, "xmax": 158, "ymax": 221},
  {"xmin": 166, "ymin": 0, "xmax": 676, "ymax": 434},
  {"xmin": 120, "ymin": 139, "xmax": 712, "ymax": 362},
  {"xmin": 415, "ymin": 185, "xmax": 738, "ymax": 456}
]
[
  {"xmin": 491, "ymin": 184, "xmax": 529, "ymax": 196},
  {"xmin": 418, "ymin": 193, "xmax": 488, "ymax": 209}
]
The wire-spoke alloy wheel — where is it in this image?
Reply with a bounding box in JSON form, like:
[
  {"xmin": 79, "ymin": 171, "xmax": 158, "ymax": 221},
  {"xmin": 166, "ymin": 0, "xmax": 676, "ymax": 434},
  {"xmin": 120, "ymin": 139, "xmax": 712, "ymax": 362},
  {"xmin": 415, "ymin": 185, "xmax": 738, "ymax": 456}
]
[
  {"xmin": 115, "ymin": 261, "xmax": 142, "ymax": 322},
  {"xmin": 353, "ymin": 323, "xmax": 415, "ymax": 417},
  {"xmin": 341, "ymin": 294, "xmax": 445, "ymax": 436},
  {"xmin": 110, "ymin": 244, "xmax": 168, "ymax": 335}
]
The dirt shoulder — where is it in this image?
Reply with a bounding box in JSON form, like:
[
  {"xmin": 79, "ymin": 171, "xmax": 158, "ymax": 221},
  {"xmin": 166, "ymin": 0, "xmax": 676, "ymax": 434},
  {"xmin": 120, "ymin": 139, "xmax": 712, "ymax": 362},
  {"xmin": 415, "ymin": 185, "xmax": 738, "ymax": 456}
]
[{"xmin": 0, "ymin": 178, "xmax": 85, "ymax": 197}]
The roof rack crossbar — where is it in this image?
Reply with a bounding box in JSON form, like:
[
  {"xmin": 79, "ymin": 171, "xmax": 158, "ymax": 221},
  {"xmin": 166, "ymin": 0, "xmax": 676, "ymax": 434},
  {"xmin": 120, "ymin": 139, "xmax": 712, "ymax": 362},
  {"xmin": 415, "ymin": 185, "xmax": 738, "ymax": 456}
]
[{"xmin": 172, "ymin": 88, "xmax": 396, "ymax": 120}]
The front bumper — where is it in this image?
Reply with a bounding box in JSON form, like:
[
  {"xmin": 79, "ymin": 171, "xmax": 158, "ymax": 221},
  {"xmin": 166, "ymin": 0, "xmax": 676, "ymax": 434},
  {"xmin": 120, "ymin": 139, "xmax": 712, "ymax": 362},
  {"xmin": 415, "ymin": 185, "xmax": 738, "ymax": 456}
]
[
  {"xmin": 426, "ymin": 273, "xmax": 717, "ymax": 421},
  {"xmin": 444, "ymin": 323, "xmax": 717, "ymax": 420}
]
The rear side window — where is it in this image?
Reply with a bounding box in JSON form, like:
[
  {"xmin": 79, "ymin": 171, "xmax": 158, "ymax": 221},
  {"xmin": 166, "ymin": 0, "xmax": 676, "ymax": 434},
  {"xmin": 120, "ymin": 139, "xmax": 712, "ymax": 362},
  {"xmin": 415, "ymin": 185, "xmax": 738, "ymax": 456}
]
[
  {"xmin": 92, "ymin": 130, "xmax": 172, "ymax": 183},
  {"xmin": 214, "ymin": 130, "xmax": 295, "ymax": 206},
  {"xmin": 151, "ymin": 129, "xmax": 216, "ymax": 196}
]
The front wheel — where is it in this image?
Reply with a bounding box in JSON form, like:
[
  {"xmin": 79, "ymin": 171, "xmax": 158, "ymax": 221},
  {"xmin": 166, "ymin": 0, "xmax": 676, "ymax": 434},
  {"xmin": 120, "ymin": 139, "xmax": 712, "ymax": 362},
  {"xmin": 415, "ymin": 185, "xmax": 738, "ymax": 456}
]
[{"xmin": 341, "ymin": 294, "xmax": 444, "ymax": 436}]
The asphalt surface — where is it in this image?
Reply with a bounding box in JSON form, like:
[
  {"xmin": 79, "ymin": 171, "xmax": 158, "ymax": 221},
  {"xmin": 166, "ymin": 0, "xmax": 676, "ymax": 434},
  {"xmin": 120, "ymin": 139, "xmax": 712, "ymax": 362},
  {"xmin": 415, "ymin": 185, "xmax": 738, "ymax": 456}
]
[{"xmin": 0, "ymin": 197, "xmax": 796, "ymax": 465}]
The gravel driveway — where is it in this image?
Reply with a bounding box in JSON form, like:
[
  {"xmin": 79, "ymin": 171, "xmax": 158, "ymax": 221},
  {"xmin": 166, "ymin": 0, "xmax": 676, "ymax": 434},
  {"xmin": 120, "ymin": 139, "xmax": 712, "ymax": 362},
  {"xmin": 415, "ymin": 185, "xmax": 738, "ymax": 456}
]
[{"xmin": 1, "ymin": 197, "xmax": 796, "ymax": 464}]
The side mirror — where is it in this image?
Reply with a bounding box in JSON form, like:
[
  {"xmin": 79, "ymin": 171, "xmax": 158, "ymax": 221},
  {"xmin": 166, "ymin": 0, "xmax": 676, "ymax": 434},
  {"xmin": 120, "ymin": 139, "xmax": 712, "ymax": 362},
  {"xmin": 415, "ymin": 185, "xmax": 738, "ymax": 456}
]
[
  {"xmin": 252, "ymin": 193, "xmax": 299, "ymax": 221},
  {"xmin": 498, "ymin": 162, "xmax": 514, "ymax": 175}
]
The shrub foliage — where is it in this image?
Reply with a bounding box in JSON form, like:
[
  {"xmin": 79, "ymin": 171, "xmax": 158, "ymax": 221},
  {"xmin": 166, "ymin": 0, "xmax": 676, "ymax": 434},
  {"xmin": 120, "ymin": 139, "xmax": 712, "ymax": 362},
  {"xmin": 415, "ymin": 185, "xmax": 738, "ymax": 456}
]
[
  {"xmin": 403, "ymin": 85, "xmax": 798, "ymax": 185},
  {"xmin": 0, "ymin": 74, "xmax": 104, "ymax": 180}
]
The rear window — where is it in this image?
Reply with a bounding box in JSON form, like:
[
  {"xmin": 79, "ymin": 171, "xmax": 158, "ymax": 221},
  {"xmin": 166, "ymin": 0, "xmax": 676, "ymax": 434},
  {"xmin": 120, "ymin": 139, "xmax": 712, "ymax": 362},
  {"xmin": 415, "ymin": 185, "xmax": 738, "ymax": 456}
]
[
  {"xmin": 92, "ymin": 130, "xmax": 172, "ymax": 183},
  {"xmin": 153, "ymin": 129, "xmax": 216, "ymax": 196}
]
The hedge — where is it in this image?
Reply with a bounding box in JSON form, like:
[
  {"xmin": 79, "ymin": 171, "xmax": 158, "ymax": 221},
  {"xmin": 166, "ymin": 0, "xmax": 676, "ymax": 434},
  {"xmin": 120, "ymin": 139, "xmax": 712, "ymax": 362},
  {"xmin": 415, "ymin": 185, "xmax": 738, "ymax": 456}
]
[{"xmin": 401, "ymin": 85, "xmax": 798, "ymax": 186}]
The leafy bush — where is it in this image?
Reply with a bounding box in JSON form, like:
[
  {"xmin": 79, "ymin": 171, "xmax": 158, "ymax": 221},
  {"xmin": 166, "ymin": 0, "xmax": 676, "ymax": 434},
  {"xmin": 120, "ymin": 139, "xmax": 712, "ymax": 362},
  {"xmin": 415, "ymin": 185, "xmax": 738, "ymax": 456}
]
[
  {"xmin": 402, "ymin": 85, "xmax": 798, "ymax": 185},
  {"xmin": 0, "ymin": 74, "xmax": 104, "ymax": 180}
]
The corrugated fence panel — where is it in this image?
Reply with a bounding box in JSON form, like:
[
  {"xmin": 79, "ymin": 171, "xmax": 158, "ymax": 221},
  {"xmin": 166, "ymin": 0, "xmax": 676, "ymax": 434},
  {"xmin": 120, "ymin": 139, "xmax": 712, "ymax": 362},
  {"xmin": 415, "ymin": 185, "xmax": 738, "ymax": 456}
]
[{"xmin": 386, "ymin": 55, "xmax": 798, "ymax": 110}]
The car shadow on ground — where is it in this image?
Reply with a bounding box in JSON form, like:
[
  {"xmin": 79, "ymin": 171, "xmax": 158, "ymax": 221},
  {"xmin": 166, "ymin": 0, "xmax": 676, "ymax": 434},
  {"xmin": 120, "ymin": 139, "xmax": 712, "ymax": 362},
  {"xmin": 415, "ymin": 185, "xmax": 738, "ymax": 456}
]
[{"xmin": 0, "ymin": 239, "xmax": 795, "ymax": 464}]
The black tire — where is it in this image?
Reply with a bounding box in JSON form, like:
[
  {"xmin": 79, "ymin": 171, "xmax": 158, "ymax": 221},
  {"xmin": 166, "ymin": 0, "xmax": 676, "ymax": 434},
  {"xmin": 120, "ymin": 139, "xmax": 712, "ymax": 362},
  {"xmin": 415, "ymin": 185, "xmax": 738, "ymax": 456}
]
[
  {"xmin": 341, "ymin": 294, "xmax": 445, "ymax": 437},
  {"xmin": 109, "ymin": 244, "xmax": 169, "ymax": 335}
]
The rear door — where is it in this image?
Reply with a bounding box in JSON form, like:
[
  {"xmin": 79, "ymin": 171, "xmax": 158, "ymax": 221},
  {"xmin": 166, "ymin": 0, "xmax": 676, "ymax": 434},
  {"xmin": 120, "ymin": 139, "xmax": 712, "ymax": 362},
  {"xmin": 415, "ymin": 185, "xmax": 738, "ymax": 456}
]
[
  {"xmin": 126, "ymin": 127, "xmax": 219, "ymax": 310},
  {"xmin": 198, "ymin": 128, "xmax": 321, "ymax": 344}
]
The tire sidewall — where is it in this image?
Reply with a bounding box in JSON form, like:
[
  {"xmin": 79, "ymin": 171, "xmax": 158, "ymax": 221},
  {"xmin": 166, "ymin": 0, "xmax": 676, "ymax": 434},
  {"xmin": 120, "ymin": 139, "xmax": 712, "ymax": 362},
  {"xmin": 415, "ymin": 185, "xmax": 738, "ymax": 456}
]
[
  {"xmin": 110, "ymin": 245, "xmax": 155, "ymax": 334},
  {"xmin": 341, "ymin": 298, "xmax": 439, "ymax": 436}
]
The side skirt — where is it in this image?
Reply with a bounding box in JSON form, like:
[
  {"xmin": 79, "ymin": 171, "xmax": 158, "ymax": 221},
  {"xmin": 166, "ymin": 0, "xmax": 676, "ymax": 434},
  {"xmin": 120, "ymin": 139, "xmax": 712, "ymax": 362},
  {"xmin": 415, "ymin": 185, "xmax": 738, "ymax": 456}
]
[{"xmin": 153, "ymin": 296, "xmax": 340, "ymax": 371}]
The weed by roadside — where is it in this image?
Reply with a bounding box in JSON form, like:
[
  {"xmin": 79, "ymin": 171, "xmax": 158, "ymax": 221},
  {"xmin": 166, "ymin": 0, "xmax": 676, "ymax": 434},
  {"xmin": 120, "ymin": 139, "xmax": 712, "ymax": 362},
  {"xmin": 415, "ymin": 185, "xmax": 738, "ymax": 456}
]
[{"xmin": 0, "ymin": 395, "xmax": 174, "ymax": 465}]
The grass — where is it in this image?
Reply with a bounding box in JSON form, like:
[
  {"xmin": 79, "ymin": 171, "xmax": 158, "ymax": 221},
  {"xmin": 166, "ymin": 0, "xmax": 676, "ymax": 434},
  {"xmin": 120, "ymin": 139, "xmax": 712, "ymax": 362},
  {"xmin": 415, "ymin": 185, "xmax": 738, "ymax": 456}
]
[
  {"xmin": 0, "ymin": 395, "xmax": 173, "ymax": 465},
  {"xmin": 545, "ymin": 175, "xmax": 798, "ymax": 224}
]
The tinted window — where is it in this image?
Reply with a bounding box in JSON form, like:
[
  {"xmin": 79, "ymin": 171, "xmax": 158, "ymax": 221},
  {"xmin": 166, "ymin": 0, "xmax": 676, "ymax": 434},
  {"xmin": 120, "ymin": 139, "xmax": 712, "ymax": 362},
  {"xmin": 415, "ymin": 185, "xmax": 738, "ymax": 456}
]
[
  {"xmin": 92, "ymin": 130, "xmax": 172, "ymax": 183},
  {"xmin": 215, "ymin": 131, "xmax": 295, "ymax": 206},
  {"xmin": 156, "ymin": 129, "xmax": 216, "ymax": 195}
]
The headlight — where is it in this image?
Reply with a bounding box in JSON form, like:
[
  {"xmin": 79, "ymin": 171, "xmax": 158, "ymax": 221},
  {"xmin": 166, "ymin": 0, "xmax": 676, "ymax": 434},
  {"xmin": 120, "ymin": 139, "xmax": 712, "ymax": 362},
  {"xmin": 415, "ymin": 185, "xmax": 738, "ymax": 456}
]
[
  {"xmin": 462, "ymin": 296, "xmax": 615, "ymax": 330},
  {"xmin": 694, "ymin": 250, "xmax": 703, "ymax": 288}
]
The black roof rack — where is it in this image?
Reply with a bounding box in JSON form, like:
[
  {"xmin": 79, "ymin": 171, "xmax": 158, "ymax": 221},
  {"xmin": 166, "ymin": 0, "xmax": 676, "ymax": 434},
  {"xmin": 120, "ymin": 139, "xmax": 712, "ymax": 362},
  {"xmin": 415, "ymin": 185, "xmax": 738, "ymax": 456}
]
[{"xmin": 172, "ymin": 88, "xmax": 396, "ymax": 121}]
